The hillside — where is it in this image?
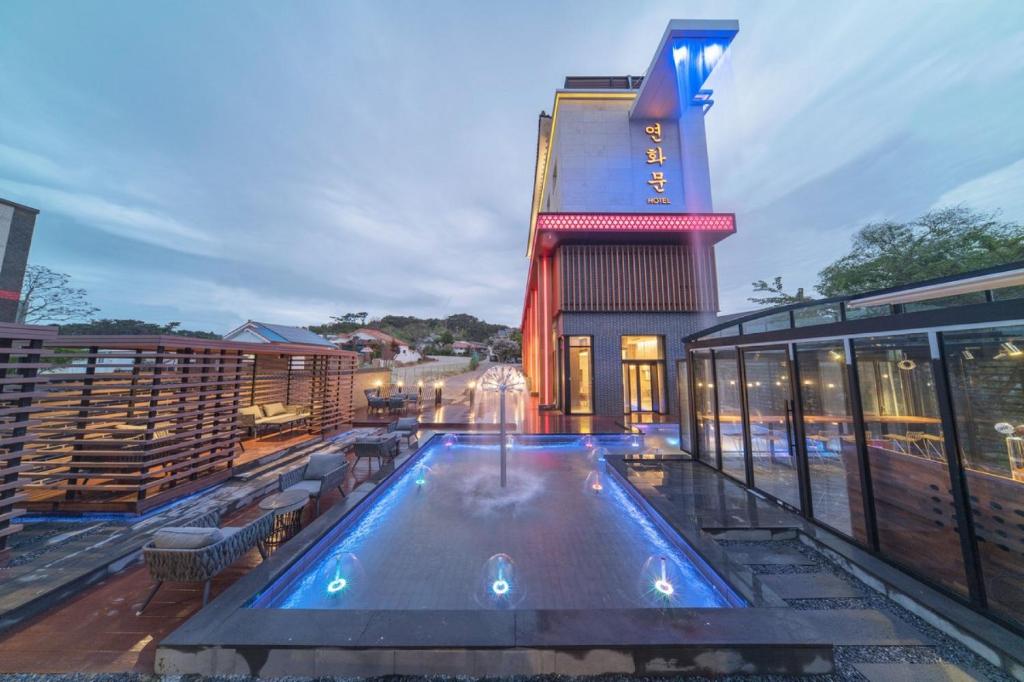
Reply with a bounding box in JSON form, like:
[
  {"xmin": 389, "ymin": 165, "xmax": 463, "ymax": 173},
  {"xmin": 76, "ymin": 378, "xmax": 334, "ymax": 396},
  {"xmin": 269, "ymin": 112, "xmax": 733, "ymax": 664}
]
[{"xmin": 309, "ymin": 313, "xmax": 511, "ymax": 344}]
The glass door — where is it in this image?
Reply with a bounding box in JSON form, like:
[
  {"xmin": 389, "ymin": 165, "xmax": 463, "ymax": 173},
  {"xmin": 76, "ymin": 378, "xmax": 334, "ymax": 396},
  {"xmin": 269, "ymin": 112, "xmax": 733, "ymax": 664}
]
[
  {"xmin": 742, "ymin": 347, "xmax": 801, "ymax": 509},
  {"xmin": 623, "ymin": 361, "xmax": 662, "ymax": 414}
]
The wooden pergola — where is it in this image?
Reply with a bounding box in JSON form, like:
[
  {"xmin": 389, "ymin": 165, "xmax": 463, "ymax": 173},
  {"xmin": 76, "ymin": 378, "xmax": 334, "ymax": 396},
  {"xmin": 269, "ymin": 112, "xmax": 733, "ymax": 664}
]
[
  {"xmin": 0, "ymin": 322, "xmax": 56, "ymax": 551},
  {"xmin": 21, "ymin": 335, "xmax": 358, "ymax": 514}
]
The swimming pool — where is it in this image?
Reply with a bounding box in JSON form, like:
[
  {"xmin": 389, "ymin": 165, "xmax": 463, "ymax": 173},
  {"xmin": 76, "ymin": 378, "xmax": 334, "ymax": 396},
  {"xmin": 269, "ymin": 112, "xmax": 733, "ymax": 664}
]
[{"xmin": 252, "ymin": 434, "xmax": 742, "ymax": 610}]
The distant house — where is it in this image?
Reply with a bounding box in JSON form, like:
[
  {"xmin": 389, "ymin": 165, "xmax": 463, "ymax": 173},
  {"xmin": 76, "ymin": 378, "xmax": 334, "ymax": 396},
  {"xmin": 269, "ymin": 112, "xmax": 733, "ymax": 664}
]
[
  {"xmin": 452, "ymin": 340, "xmax": 489, "ymax": 356},
  {"xmin": 223, "ymin": 320, "xmax": 335, "ymax": 347},
  {"xmin": 333, "ymin": 328, "xmax": 416, "ymax": 361}
]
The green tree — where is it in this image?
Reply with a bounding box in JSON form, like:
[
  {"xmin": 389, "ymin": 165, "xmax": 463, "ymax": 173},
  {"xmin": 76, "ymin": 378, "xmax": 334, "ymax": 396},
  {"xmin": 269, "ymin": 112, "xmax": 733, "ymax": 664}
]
[
  {"xmin": 748, "ymin": 277, "xmax": 813, "ymax": 306},
  {"xmin": 60, "ymin": 319, "xmax": 220, "ymax": 339},
  {"xmin": 816, "ymin": 207, "xmax": 1024, "ymax": 297}
]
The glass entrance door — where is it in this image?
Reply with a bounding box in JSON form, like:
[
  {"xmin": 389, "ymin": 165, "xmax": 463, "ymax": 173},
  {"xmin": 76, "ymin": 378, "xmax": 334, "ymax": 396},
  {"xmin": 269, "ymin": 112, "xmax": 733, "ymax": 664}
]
[
  {"xmin": 623, "ymin": 361, "xmax": 661, "ymax": 413},
  {"xmin": 742, "ymin": 347, "xmax": 801, "ymax": 509}
]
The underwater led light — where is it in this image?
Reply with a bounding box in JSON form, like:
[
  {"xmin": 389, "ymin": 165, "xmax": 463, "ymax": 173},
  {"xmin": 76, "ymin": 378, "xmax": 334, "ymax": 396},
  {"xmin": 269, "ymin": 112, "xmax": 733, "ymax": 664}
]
[
  {"xmin": 591, "ymin": 482, "xmax": 603, "ymax": 492},
  {"xmin": 327, "ymin": 577, "xmax": 348, "ymax": 593},
  {"xmin": 491, "ymin": 578, "xmax": 510, "ymax": 596},
  {"xmin": 654, "ymin": 578, "xmax": 674, "ymax": 596},
  {"xmin": 415, "ymin": 477, "xmax": 426, "ymax": 486}
]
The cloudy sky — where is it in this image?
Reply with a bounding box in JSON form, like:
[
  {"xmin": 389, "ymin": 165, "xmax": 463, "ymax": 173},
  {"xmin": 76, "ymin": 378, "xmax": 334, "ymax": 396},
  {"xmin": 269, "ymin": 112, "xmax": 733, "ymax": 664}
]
[{"xmin": 1, "ymin": 1, "xmax": 1022, "ymax": 332}]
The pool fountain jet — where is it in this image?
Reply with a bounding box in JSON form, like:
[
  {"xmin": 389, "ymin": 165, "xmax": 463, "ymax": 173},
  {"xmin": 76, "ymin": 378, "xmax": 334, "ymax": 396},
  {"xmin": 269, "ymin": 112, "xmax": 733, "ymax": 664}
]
[
  {"xmin": 478, "ymin": 365, "xmax": 526, "ymax": 487},
  {"xmin": 476, "ymin": 552, "xmax": 523, "ymax": 608}
]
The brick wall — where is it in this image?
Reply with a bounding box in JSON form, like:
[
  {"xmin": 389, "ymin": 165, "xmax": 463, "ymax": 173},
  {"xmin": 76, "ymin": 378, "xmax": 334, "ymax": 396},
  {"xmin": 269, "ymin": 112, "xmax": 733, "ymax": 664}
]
[{"xmin": 559, "ymin": 311, "xmax": 717, "ymax": 417}]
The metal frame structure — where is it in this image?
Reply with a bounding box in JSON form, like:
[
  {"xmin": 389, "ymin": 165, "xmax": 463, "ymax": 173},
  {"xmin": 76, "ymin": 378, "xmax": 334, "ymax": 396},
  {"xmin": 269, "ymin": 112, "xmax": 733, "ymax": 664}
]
[{"xmin": 679, "ymin": 263, "xmax": 1024, "ymax": 632}]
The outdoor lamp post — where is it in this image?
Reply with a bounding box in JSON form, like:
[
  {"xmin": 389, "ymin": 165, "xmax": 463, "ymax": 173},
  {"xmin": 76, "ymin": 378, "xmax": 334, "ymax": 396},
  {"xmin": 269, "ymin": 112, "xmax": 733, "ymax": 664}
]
[
  {"xmin": 417, "ymin": 379, "xmax": 424, "ymax": 402},
  {"xmin": 397, "ymin": 380, "xmax": 404, "ymax": 396},
  {"xmin": 374, "ymin": 379, "xmax": 383, "ymax": 397},
  {"xmin": 479, "ymin": 365, "xmax": 526, "ymax": 488},
  {"xmin": 468, "ymin": 380, "xmax": 477, "ymax": 406},
  {"xmin": 434, "ymin": 380, "xmax": 443, "ymax": 406}
]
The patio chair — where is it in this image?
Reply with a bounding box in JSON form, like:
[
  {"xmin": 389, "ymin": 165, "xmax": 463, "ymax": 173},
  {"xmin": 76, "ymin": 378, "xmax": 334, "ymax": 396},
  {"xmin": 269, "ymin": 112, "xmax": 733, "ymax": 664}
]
[
  {"xmin": 352, "ymin": 435, "xmax": 400, "ymax": 472},
  {"xmin": 278, "ymin": 451, "xmax": 348, "ymax": 515},
  {"xmin": 367, "ymin": 395, "xmax": 388, "ymax": 414},
  {"xmin": 137, "ymin": 509, "xmax": 273, "ymax": 614},
  {"xmin": 387, "ymin": 396, "xmax": 406, "ymax": 414},
  {"xmin": 393, "ymin": 417, "xmax": 419, "ymax": 446}
]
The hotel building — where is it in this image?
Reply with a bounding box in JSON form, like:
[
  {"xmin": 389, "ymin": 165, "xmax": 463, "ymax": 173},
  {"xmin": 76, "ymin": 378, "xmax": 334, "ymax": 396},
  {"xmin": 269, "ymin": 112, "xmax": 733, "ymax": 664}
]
[{"xmin": 520, "ymin": 20, "xmax": 738, "ymax": 419}]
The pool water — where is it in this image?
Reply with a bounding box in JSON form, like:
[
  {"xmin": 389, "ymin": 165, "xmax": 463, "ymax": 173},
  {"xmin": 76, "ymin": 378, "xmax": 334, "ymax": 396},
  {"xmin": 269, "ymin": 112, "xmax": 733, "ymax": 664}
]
[{"xmin": 253, "ymin": 434, "xmax": 742, "ymax": 610}]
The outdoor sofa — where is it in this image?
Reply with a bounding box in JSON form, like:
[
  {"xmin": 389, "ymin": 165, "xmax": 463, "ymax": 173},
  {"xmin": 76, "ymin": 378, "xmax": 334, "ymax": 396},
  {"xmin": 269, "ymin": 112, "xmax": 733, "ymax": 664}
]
[
  {"xmin": 138, "ymin": 509, "xmax": 273, "ymax": 614},
  {"xmin": 277, "ymin": 451, "xmax": 348, "ymax": 515},
  {"xmin": 239, "ymin": 402, "xmax": 310, "ymax": 437}
]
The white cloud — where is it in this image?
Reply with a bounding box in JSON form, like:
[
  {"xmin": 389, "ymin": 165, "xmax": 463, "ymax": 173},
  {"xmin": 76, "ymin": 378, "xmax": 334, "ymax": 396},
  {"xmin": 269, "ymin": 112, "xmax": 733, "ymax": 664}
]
[{"xmin": 932, "ymin": 157, "xmax": 1024, "ymax": 222}]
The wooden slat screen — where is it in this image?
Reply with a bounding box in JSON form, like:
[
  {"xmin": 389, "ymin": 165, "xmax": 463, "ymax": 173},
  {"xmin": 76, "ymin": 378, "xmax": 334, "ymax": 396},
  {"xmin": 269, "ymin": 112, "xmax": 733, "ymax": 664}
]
[
  {"xmin": 0, "ymin": 323, "xmax": 56, "ymax": 550},
  {"xmin": 558, "ymin": 244, "xmax": 718, "ymax": 312},
  {"xmin": 21, "ymin": 337, "xmax": 358, "ymax": 513}
]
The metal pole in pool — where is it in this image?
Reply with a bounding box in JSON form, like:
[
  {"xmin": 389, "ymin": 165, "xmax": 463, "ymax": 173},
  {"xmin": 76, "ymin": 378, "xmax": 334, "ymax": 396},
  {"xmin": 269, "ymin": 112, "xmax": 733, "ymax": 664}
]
[{"xmin": 499, "ymin": 385, "xmax": 507, "ymax": 487}]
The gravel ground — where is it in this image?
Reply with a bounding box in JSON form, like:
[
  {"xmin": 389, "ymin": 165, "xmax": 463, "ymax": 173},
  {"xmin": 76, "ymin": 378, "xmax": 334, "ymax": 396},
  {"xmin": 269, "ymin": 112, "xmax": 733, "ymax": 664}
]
[{"xmin": 717, "ymin": 538, "xmax": 1013, "ymax": 681}]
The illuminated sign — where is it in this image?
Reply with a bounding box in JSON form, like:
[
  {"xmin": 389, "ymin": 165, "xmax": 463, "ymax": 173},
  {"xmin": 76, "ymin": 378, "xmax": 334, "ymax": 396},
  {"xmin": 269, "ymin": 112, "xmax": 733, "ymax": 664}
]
[{"xmin": 643, "ymin": 122, "xmax": 670, "ymax": 204}]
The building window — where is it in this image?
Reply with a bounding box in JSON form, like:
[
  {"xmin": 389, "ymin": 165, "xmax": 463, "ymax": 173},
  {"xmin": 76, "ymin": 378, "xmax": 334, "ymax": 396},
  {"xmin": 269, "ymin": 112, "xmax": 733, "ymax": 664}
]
[
  {"xmin": 567, "ymin": 336, "xmax": 593, "ymax": 414},
  {"xmin": 677, "ymin": 359, "xmax": 692, "ymax": 453},
  {"xmin": 943, "ymin": 324, "xmax": 1024, "ymax": 628},
  {"xmin": 795, "ymin": 341, "xmax": 867, "ymax": 542},
  {"xmin": 854, "ymin": 333, "xmax": 968, "ymax": 597},
  {"xmin": 621, "ymin": 336, "xmax": 666, "ymax": 414}
]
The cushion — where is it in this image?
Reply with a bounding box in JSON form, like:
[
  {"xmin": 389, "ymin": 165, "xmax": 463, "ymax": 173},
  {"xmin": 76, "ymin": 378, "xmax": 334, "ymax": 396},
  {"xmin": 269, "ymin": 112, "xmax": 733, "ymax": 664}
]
[
  {"xmin": 240, "ymin": 405, "xmax": 264, "ymax": 418},
  {"xmin": 304, "ymin": 452, "xmax": 344, "ymax": 480},
  {"xmin": 395, "ymin": 418, "xmax": 418, "ymax": 432},
  {"xmin": 286, "ymin": 479, "xmax": 323, "ymax": 496},
  {"xmin": 152, "ymin": 526, "xmax": 222, "ymax": 550},
  {"xmin": 263, "ymin": 402, "xmax": 288, "ymax": 417}
]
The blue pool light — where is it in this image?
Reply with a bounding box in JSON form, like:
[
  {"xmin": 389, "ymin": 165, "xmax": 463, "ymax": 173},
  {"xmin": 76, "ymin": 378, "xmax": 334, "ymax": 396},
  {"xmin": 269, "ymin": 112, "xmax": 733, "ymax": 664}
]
[
  {"xmin": 654, "ymin": 578, "xmax": 674, "ymax": 596},
  {"xmin": 327, "ymin": 577, "xmax": 348, "ymax": 593},
  {"xmin": 491, "ymin": 578, "xmax": 510, "ymax": 596}
]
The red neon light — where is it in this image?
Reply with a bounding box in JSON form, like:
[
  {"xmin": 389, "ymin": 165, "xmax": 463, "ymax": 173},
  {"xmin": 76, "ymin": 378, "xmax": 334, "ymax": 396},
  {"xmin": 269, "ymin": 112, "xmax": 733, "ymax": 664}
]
[
  {"xmin": 535, "ymin": 212, "xmax": 735, "ymax": 233},
  {"xmin": 0, "ymin": 290, "xmax": 19, "ymax": 301}
]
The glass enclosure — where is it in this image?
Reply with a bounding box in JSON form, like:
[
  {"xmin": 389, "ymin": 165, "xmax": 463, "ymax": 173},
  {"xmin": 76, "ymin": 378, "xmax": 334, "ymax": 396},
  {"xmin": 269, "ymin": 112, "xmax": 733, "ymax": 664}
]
[
  {"xmin": 681, "ymin": 290, "xmax": 1024, "ymax": 631},
  {"xmin": 743, "ymin": 348, "xmax": 800, "ymax": 508},
  {"xmin": 692, "ymin": 350, "xmax": 716, "ymax": 465},
  {"xmin": 677, "ymin": 358, "xmax": 692, "ymax": 453},
  {"xmin": 714, "ymin": 350, "xmax": 746, "ymax": 481},
  {"xmin": 854, "ymin": 334, "xmax": 967, "ymax": 596},
  {"xmin": 943, "ymin": 325, "xmax": 1024, "ymax": 624},
  {"xmin": 795, "ymin": 341, "xmax": 866, "ymax": 542}
]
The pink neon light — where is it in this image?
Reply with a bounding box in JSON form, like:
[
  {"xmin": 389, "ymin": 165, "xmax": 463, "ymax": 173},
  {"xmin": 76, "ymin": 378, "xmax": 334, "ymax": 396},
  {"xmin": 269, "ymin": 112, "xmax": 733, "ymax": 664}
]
[
  {"xmin": 535, "ymin": 212, "xmax": 735, "ymax": 233},
  {"xmin": 0, "ymin": 290, "xmax": 19, "ymax": 301}
]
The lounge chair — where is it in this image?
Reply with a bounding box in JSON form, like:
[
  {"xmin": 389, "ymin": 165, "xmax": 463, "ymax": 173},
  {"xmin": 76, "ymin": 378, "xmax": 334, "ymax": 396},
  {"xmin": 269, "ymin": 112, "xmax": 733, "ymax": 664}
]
[
  {"xmin": 367, "ymin": 395, "xmax": 388, "ymax": 415},
  {"xmin": 138, "ymin": 509, "xmax": 273, "ymax": 614},
  {"xmin": 277, "ymin": 451, "xmax": 348, "ymax": 515},
  {"xmin": 239, "ymin": 402, "xmax": 309, "ymax": 437},
  {"xmin": 387, "ymin": 396, "xmax": 406, "ymax": 414}
]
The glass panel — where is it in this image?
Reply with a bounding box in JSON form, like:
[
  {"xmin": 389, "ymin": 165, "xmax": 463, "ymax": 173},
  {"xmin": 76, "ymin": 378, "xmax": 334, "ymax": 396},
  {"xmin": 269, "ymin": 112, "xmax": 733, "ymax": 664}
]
[
  {"xmin": 706, "ymin": 325, "xmax": 739, "ymax": 339},
  {"xmin": 992, "ymin": 284, "xmax": 1024, "ymax": 301},
  {"xmin": 622, "ymin": 335, "xmax": 664, "ymax": 360},
  {"xmin": 638, "ymin": 364, "xmax": 654, "ymax": 411},
  {"xmin": 692, "ymin": 350, "xmax": 717, "ymax": 463},
  {"xmin": 845, "ymin": 303, "xmax": 891, "ymax": 320},
  {"xmin": 793, "ymin": 303, "xmax": 841, "ymax": 328},
  {"xmin": 741, "ymin": 311, "xmax": 792, "ymax": 335},
  {"xmin": 568, "ymin": 336, "xmax": 592, "ymax": 414},
  {"xmin": 628, "ymin": 364, "xmax": 639, "ymax": 412},
  {"xmin": 796, "ymin": 341, "xmax": 866, "ymax": 542},
  {"xmin": 715, "ymin": 349, "xmax": 746, "ymax": 480},
  {"xmin": 855, "ymin": 334, "xmax": 968, "ymax": 596},
  {"xmin": 943, "ymin": 325, "xmax": 1024, "ymax": 627},
  {"xmin": 904, "ymin": 291, "xmax": 988, "ymax": 313},
  {"xmin": 744, "ymin": 349, "xmax": 800, "ymax": 508},
  {"xmin": 677, "ymin": 359, "xmax": 692, "ymax": 453}
]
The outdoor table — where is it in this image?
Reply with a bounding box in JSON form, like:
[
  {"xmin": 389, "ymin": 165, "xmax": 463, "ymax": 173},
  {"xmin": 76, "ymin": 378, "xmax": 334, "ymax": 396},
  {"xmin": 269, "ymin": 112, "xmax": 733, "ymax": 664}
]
[{"xmin": 258, "ymin": 488, "xmax": 310, "ymax": 550}]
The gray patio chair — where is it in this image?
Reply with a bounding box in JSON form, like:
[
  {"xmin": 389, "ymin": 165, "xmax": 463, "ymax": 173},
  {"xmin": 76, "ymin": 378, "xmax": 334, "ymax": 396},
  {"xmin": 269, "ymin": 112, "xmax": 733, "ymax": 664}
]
[
  {"xmin": 394, "ymin": 417, "xmax": 419, "ymax": 446},
  {"xmin": 367, "ymin": 395, "xmax": 388, "ymax": 414},
  {"xmin": 352, "ymin": 435, "xmax": 400, "ymax": 472},
  {"xmin": 277, "ymin": 451, "xmax": 348, "ymax": 515},
  {"xmin": 138, "ymin": 510, "xmax": 273, "ymax": 614},
  {"xmin": 387, "ymin": 396, "xmax": 406, "ymax": 414}
]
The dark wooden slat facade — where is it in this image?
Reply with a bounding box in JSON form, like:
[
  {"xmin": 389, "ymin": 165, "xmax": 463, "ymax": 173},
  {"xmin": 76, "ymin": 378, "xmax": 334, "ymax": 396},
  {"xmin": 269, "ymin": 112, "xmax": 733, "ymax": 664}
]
[
  {"xmin": 558, "ymin": 244, "xmax": 718, "ymax": 312},
  {"xmin": 23, "ymin": 335, "xmax": 357, "ymax": 514},
  {"xmin": 0, "ymin": 323, "xmax": 57, "ymax": 551}
]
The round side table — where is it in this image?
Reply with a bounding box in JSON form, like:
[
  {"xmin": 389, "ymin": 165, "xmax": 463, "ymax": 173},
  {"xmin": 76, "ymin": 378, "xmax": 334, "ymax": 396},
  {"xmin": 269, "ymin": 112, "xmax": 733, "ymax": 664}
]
[{"xmin": 259, "ymin": 488, "xmax": 310, "ymax": 550}]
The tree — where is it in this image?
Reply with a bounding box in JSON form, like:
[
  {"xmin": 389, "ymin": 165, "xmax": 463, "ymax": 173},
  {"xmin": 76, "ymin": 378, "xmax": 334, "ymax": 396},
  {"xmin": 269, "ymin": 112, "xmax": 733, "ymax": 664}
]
[
  {"xmin": 439, "ymin": 330, "xmax": 455, "ymax": 345},
  {"xmin": 491, "ymin": 337, "xmax": 520, "ymax": 363},
  {"xmin": 747, "ymin": 277, "xmax": 813, "ymax": 306},
  {"xmin": 816, "ymin": 207, "xmax": 1024, "ymax": 297},
  {"xmin": 18, "ymin": 265, "xmax": 98, "ymax": 324},
  {"xmin": 60, "ymin": 319, "xmax": 220, "ymax": 339}
]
